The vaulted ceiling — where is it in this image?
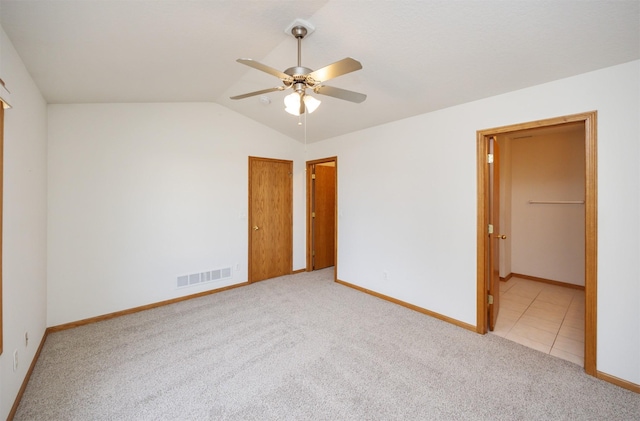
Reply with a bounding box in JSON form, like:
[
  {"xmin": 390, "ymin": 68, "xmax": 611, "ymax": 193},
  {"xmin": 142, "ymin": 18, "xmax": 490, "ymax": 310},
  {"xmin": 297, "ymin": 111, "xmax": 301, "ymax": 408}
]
[{"xmin": 1, "ymin": 1, "xmax": 638, "ymax": 142}]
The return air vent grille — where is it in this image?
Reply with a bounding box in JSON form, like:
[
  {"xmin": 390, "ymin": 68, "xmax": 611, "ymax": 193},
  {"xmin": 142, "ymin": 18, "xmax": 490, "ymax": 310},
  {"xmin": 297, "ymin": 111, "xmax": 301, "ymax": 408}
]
[{"xmin": 177, "ymin": 267, "xmax": 232, "ymax": 288}]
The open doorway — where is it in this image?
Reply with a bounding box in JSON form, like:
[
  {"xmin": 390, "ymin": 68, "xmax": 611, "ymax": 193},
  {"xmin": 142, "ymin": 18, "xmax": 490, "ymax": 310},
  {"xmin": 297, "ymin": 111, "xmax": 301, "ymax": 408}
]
[
  {"xmin": 477, "ymin": 111, "xmax": 597, "ymax": 376},
  {"xmin": 306, "ymin": 157, "xmax": 337, "ymax": 277}
]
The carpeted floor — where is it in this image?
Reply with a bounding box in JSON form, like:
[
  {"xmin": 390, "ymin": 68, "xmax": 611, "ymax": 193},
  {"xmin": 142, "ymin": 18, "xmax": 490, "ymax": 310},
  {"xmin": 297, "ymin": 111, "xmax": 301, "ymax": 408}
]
[{"xmin": 14, "ymin": 269, "xmax": 640, "ymax": 420}]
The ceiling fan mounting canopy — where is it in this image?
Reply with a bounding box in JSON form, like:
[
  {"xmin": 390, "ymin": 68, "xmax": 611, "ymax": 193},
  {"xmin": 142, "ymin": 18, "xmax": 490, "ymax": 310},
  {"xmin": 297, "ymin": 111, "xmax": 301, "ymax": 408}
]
[
  {"xmin": 230, "ymin": 23, "xmax": 366, "ymax": 115},
  {"xmin": 290, "ymin": 25, "xmax": 308, "ymax": 39}
]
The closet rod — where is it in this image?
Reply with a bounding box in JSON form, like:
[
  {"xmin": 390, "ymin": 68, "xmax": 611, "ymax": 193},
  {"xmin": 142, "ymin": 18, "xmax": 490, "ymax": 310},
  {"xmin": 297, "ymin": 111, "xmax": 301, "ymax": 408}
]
[{"xmin": 528, "ymin": 200, "xmax": 585, "ymax": 205}]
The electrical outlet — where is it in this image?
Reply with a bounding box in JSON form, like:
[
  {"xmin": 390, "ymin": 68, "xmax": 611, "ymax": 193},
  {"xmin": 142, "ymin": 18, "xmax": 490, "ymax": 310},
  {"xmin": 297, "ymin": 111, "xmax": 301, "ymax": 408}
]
[
  {"xmin": 13, "ymin": 350, "xmax": 18, "ymax": 371},
  {"xmin": 25, "ymin": 331, "xmax": 29, "ymax": 347}
]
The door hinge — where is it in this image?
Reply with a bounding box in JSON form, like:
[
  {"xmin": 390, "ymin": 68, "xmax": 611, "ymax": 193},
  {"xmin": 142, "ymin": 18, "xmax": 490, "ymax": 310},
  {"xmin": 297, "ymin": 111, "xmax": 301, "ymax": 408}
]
[
  {"xmin": 487, "ymin": 153, "xmax": 494, "ymax": 164},
  {"xmin": 312, "ymin": 250, "xmax": 315, "ymax": 256},
  {"xmin": 312, "ymin": 212, "xmax": 316, "ymax": 218},
  {"xmin": 488, "ymin": 224, "xmax": 494, "ymax": 234},
  {"xmin": 311, "ymin": 174, "xmax": 316, "ymax": 179},
  {"xmin": 488, "ymin": 294, "xmax": 494, "ymax": 305}
]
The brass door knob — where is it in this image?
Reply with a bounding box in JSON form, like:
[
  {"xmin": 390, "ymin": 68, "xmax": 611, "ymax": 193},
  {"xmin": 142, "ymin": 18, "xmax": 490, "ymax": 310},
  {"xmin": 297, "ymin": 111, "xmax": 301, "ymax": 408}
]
[
  {"xmin": 498, "ymin": 234, "xmax": 507, "ymax": 239},
  {"xmin": 253, "ymin": 225, "xmax": 260, "ymax": 231}
]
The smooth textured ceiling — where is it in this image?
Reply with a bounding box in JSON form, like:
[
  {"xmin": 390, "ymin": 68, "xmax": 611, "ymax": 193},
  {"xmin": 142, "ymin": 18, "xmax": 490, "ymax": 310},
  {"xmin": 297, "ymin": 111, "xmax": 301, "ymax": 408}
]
[{"xmin": 1, "ymin": 1, "xmax": 638, "ymax": 142}]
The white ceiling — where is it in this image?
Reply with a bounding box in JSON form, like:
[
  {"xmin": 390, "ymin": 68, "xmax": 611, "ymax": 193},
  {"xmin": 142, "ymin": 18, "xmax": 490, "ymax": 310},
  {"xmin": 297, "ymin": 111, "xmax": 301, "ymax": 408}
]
[{"xmin": 1, "ymin": 1, "xmax": 638, "ymax": 143}]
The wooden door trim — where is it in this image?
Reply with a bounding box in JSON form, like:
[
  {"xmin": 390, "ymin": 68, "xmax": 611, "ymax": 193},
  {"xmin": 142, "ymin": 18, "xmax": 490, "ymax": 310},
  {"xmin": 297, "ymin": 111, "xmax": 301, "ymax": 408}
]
[
  {"xmin": 476, "ymin": 111, "xmax": 597, "ymax": 376},
  {"xmin": 306, "ymin": 157, "xmax": 338, "ymax": 280},
  {"xmin": 248, "ymin": 156, "xmax": 293, "ymax": 283}
]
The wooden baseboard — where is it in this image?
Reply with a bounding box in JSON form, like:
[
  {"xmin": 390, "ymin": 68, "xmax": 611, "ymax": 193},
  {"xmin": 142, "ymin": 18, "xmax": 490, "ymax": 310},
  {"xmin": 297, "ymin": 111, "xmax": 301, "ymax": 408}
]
[
  {"xmin": 291, "ymin": 268, "xmax": 306, "ymax": 275},
  {"xmin": 335, "ymin": 279, "xmax": 476, "ymax": 332},
  {"xmin": 8, "ymin": 329, "xmax": 50, "ymax": 421},
  {"xmin": 48, "ymin": 281, "xmax": 250, "ymax": 332},
  {"xmin": 510, "ymin": 273, "xmax": 585, "ymax": 291},
  {"xmin": 500, "ymin": 273, "xmax": 514, "ymax": 282},
  {"xmin": 596, "ymin": 371, "xmax": 640, "ymax": 394}
]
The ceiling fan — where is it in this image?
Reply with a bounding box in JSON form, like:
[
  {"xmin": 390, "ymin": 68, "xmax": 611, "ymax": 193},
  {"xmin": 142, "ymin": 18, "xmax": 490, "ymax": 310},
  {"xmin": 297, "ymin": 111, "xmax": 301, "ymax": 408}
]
[{"xmin": 230, "ymin": 24, "xmax": 366, "ymax": 116}]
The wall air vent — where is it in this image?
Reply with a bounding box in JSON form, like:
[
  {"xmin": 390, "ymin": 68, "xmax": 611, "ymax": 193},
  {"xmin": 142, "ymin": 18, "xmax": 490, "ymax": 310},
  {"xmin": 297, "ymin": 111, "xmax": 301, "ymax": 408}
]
[{"xmin": 177, "ymin": 267, "xmax": 232, "ymax": 288}]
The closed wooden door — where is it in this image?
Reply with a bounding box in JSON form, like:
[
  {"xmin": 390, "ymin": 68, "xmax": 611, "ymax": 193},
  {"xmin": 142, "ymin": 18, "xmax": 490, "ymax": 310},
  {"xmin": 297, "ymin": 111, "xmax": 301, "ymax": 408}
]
[
  {"xmin": 312, "ymin": 164, "xmax": 336, "ymax": 269},
  {"xmin": 248, "ymin": 157, "xmax": 292, "ymax": 283}
]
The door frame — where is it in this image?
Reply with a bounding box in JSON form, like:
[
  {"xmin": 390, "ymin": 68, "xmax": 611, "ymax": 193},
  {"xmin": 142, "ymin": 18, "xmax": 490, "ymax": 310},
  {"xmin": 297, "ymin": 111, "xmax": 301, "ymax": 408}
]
[
  {"xmin": 306, "ymin": 157, "xmax": 338, "ymax": 279},
  {"xmin": 476, "ymin": 111, "xmax": 597, "ymax": 376},
  {"xmin": 248, "ymin": 156, "xmax": 293, "ymax": 283}
]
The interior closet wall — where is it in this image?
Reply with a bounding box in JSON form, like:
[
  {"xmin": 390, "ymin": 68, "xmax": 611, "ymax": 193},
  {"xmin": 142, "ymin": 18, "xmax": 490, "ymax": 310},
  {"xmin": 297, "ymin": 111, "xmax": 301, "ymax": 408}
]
[
  {"xmin": 510, "ymin": 128, "xmax": 586, "ymax": 286},
  {"xmin": 498, "ymin": 136, "xmax": 512, "ymax": 278}
]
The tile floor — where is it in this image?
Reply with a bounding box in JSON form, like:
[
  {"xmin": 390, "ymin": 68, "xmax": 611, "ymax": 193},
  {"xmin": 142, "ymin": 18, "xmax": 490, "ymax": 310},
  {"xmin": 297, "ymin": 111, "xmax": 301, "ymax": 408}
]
[{"xmin": 490, "ymin": 277, "xmax": 585, "ymax": 366}]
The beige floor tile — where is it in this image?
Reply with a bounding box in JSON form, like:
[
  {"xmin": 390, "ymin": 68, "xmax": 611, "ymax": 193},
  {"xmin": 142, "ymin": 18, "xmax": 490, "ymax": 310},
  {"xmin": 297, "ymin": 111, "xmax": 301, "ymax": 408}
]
[
  {"xmin": 536, "ymin": 291, "xmax": 573, "ymax": 306},
  {"xmin": 513, "ymin": 278, "xmax": 543, "ymax": 287},
  {"xmin": 510, "ymin": 322, "xmax": 557, "ymax": 346},
  {"xmin": 491, "ymin": 318, "xmax": 516, "ymax": 337},
  {"xmin": 553, "ymin": 335, "xmax": 584, "ymax": 357},
  {"xmin": 503, "ymin": 293, "xmax": 535, "ymax": 306},
  {"xmin": 498, "ymin": 307, "xmax": 524, "ymax": 322},
  {"xmin": 570, "ymin": 304, "xmax": 583, "ymax": 311},
  {"xmin": 500, "ymin": 280, "xmax": 516, "ymax": 293},
  {"xmin": 550, "ymin": 347, "xmax": 584, "ymax": 366},
  {"xmin": 523, "ymin": 306, "xmax": 565, "ymax": 323},
  {"xmin": 529, "ymin": 299, "xmax": 568, "ymax": 315},
  {"xmin": 567, "ymin": 307, "xmax": 585, "ymax": 317},
  {"xmin": 542, "ymin": 283, "xmax": 574, "ymax": 293},
  {"xmin": 558, "ymin": 324, "xmax": 584, "ymax": 342},
  {"xmin": 505, "ymin": 331, "xmax": 552, "ymax": 354},
  {"xmin": 517, "ymin": 314, "xmax": 562, "ymax": 334},
  {"xmin": 495, "ymin": 280, "xmax": 589, "ymax": 359},
  {"xmin": 569, "ymin": 294, "xmax": 585, "ymax": 304},
  {"xmin": 565, "ymin": 305, "xmax": 584, "ymax": 316},
  {"xmin": 507, "ymin": 285, "xmax": 542, "ymax": 300},
  {"xmin": 500, "ymin": 297, "xmax": 531, "ymax": 313},
  {"xmin": 561, "ymin": 316, "xmax": 585, "ymax": 330}
]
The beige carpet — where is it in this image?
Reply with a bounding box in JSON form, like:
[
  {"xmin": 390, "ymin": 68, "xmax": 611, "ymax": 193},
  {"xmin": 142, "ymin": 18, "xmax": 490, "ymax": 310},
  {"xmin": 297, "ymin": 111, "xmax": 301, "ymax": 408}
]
[{"xmin": 14, "ymin": 268, "xmax": 640, "ymax": 420}]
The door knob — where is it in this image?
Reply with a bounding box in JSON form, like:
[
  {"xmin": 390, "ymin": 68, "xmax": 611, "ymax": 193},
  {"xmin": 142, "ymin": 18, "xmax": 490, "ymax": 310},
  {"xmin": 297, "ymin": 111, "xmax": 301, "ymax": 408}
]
[
  {"xmin": 253, "ymin": 226, "xmax": 260, "ymax": 231},
  {"xmin": 498, "ymin": 234, "xmax": 507, "ymax": 239}
]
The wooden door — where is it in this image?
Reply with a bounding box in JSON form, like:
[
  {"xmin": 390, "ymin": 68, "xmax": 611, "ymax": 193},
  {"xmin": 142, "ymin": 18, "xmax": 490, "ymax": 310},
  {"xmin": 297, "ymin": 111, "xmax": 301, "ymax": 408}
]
[
  {"xmin": 312, "ymin": 164, "xmax": 336, "ymax": 269},
  {"xmin": 248, "ymin": 157, "xmax": 292, "ymax": 283},
  {"xmin": 488, "ymin": 137, "xmax": 501, "ymax": 331}
]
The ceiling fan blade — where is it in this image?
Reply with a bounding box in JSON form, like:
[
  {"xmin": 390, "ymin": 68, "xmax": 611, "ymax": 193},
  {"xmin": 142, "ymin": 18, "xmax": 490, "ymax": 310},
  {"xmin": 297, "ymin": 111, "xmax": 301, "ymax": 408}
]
[
  {"xmin": 236, "ymin": 59, "xmax": 293, "ymax": 82},
  {"xmin": 230, "ymin": 86, "xmax": 286, "ymax": 100},
  {"xmin": 313, "ymin": 85, "xmax": 367, "ymax": 103},
  {"xmin": 307, "ymin": 57, "xmax": 362, "ymax": 83}
]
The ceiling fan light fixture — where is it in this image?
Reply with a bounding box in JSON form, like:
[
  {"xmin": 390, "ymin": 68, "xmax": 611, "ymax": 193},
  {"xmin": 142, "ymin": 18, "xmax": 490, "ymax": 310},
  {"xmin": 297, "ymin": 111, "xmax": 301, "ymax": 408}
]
[
  {"xmin": 284, "ymin": 92, "xmax": 302, "ymax": 115},
  {"xmin": 303, "ymin": 94, "xmax": 321, "ymax": 113}
]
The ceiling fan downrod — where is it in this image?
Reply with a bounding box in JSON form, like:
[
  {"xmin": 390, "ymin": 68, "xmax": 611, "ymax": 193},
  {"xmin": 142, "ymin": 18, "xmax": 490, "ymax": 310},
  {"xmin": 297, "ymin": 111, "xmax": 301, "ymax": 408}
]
[{"xmin": 291, "ymin": 25, "xmax": 307, "ymax": 68}]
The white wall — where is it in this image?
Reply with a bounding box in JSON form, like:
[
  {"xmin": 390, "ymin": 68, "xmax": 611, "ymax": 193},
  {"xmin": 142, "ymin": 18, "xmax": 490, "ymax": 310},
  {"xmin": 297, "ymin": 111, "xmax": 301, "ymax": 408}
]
[
  {"xmin": 511, "ymin": 131, "xmax": 585, "ymax": 285},
  {"xmin": 308, "ymin": 60, "xmax": 640, "ymax": 385},
  {"xmin": 47, "ymin": 103, "xmax": 306, "ymax": 326},
  {"xmin": 0, "ymin": 27, "xmax": 48, "ymax": 420}
]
